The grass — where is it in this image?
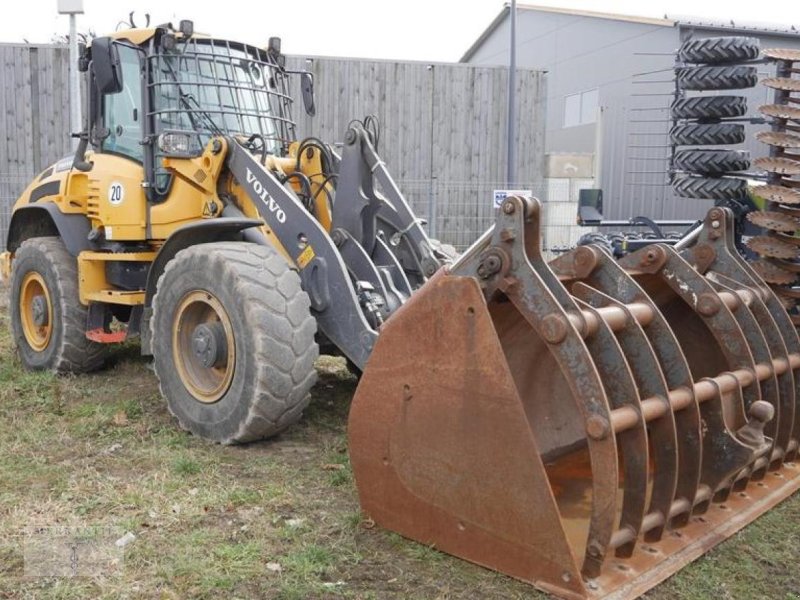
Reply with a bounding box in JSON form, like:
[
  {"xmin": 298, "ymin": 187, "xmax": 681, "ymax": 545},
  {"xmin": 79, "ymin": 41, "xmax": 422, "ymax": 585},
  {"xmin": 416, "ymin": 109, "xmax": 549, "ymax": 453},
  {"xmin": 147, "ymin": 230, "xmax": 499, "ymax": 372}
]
[{"xmin": 0, "ymin": 292, "xmax": 799, "ymax": 599}]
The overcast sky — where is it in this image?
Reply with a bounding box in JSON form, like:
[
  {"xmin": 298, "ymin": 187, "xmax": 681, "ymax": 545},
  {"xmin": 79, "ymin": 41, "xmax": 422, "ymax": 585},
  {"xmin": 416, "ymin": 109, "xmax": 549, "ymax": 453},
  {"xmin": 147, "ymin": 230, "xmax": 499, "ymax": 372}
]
[{"xmin": 2, "ymin": 1, "xmax": 797, "ymax": 62}]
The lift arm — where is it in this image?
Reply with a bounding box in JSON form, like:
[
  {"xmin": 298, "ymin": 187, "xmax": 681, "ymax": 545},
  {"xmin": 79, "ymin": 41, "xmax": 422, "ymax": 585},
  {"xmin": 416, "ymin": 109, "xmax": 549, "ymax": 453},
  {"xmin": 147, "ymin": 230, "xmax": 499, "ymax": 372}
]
[{"xmin": 226, "ymin": 138, "xmax": 378, "ymax": 369}]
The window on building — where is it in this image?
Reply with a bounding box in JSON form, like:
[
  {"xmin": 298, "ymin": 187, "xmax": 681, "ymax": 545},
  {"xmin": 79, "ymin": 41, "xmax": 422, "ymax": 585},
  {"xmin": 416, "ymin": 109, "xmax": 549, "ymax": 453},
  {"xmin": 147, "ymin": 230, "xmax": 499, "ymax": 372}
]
[{"xmin": 564, "ymin": 88, "xmax": 598, "ymax": 128}]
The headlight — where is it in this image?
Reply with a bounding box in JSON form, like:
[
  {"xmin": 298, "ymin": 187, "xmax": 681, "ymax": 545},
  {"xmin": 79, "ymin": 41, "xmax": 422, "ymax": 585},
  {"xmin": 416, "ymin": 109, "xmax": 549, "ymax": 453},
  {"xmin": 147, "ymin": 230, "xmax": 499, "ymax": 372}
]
[{"xmin": 158, "ymin": 132, "xmax": 197, "ymax": 157}]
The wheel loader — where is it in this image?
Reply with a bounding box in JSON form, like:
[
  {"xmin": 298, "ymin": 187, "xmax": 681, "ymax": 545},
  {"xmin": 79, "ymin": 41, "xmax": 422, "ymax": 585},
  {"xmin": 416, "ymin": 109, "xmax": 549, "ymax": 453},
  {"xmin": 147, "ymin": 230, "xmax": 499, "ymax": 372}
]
[{"xmin": 3, "ymin": 21, "xmax": 800, "ymax": 600}]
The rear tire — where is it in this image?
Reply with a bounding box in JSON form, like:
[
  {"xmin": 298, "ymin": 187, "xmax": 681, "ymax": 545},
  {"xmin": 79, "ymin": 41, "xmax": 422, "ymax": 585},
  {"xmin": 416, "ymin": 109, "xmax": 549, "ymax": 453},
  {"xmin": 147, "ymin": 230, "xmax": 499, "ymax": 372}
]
[
  {"xmin": 678, "ymin": 36, "xmax": 760, "ymax": 64},
  {"xmin": 670, "ymin": 95, "xmax": 747, "ymax": 120},
  {"xmin": 576, "ymin": 232, "xmax": 613, "ymax": 256},
  {"xmin": 9, "ymin": 236, "xmax": 108, "ymax": 372},
  {"xmin": 672, "ymin": 175, "xmax": 749, "ymax": 200},
  {"xmin": 670, "ymin": 123, "xmax": 745, "ymax": 146},
  {"xmin": 677, "ymin": 65, "xmax": 757, "ymax": 91},
  {"xmin": 674, "ymin": 149, "xmax": 750, "ymax": 175},
  {"xmin": 151, "ymin": 242, "xmax": 318, "ymax": 444}
]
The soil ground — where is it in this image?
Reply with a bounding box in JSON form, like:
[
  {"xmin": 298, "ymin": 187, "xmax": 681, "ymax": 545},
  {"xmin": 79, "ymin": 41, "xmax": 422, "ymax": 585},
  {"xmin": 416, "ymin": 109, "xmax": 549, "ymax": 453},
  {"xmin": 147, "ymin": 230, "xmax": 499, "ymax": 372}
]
[{"xmin": 0, "ymin": 292, "xmax": 798, "ymax": 599}]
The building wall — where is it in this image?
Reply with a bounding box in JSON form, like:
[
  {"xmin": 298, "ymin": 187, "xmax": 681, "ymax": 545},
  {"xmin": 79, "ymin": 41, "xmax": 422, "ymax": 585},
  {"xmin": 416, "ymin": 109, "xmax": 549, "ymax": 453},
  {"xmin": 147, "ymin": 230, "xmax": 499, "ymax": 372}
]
[
  {"xmin": 465, "ymin": 11, "xmax": 687, "ymax": 220},
  {"xmin": 0, "ymin": 45, "xmax": 548, "ymax": 251},
  {"xmin": 465, "ymin": 11, "xmax": 800, "ymax": 222}
]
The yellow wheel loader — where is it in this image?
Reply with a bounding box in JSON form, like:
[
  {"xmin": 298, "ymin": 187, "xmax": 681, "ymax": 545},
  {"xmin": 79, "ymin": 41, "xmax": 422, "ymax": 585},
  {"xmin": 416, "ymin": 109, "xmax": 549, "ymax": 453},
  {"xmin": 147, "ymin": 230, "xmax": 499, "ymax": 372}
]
[{"xmin": 3, "ymin": 21, "xmax": 800, "ymax": 599}]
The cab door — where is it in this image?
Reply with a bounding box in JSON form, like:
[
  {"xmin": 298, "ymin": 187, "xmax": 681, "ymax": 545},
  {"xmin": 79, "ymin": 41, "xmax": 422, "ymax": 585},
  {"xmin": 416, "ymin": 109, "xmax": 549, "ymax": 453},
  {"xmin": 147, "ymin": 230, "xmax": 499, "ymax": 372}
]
[{"xmin": 89, "ymin": 42, "xmax": 147, "ymax": 241}]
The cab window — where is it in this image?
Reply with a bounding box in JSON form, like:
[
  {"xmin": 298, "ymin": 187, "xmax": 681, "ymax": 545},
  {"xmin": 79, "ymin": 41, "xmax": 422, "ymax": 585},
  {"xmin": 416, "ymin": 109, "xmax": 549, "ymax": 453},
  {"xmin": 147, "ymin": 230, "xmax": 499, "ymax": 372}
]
[{"xmin": 102, "ymin": 44, "xmax": 143, "ymax": 161}]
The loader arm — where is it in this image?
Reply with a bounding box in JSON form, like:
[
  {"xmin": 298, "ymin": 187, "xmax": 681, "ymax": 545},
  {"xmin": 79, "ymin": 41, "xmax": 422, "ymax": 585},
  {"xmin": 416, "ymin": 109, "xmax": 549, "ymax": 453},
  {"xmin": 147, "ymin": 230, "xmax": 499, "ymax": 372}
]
[
  {"xmin": 225, "ymin": 138, "xmax": 379, "ymax": 369},
  {"xmin": 333, "ymin": 123, "xmax": 444, "ymax": 287}
]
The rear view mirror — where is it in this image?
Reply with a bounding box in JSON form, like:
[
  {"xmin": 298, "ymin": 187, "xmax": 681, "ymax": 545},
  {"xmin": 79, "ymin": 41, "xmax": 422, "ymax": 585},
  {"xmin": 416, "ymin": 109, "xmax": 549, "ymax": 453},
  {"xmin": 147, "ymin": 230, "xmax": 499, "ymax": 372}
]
[
  {"xmin": 92, "ymin": 37, "xmax": 123, "ymax": 95},
  {"xmin": 300, "ymin": 72, "xmax": 315, "ymax": 117}
]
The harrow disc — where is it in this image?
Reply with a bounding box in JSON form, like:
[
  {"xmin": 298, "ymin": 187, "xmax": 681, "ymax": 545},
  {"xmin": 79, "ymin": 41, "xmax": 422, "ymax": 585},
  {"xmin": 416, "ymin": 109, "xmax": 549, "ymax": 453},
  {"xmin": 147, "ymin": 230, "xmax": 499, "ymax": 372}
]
[
  {"xmin": 751, "ymin": 184, "xmax": 800, "ymax": 205},
  {"xmin": 747, "ymin": 235, "xmax": 800, "ymax": 259},
  {"xmin": 762, "ymin": 77, "xmax": 800, "ymax": 92},
  {"xmin": 753, "ymin": 156, "xmax": 800, "ymax": 175},
  {"xmin": 759, "ymin": 103, "xmax": 800, "ymax": 121},
  {"xmin": 776, "ymin": 291, "xmax": 797, "ymax": 310},
  {"xmin": 746, "ymin": 210, "xmax": 800, "ymax": 233},
  {"xmin": 755, "ymin": 130, "xmax": 800, "ymax": 149},
  {"xmin": 763, "ymin": 48, "xmax": 800, "ymax": 62},
  {"xmin": 750, "ymin": 259, "xmax": 798, "ymax": 284}
]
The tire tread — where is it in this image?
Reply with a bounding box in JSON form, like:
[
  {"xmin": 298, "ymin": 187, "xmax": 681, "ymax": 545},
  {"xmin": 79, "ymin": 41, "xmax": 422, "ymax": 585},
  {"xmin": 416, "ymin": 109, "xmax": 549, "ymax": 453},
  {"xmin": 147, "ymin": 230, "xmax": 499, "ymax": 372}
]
[{"xmin": 151, "ymin": 242, "xmax": 318, "ymax": 444}]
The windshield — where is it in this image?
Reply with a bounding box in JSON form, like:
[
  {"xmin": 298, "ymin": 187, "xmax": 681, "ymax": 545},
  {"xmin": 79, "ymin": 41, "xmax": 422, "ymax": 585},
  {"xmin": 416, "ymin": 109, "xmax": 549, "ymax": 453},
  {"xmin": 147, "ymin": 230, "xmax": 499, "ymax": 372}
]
[{"xmin": 147, "ymin": 37, "xmax": 296, "ymax": 192}]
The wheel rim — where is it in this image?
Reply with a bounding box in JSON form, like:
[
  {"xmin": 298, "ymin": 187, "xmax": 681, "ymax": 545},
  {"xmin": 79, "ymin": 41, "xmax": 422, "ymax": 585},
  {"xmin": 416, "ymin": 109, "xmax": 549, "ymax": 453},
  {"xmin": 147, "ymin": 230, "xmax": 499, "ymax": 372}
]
[
  {"xmin": 19, "ymin": 271, "xmax": 53, "ymax": 352},
  {"xmin": 172, "ymin": 290, "xmax": 236, "ymax": 404}
]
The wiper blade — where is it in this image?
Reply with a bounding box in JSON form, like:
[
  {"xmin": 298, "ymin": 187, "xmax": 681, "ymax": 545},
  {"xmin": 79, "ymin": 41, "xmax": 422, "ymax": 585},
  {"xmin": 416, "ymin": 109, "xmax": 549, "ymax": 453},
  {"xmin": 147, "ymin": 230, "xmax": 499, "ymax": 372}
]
[{"xmin": 162, "ymin": 54, "xmax": 225, "ymax": 137}]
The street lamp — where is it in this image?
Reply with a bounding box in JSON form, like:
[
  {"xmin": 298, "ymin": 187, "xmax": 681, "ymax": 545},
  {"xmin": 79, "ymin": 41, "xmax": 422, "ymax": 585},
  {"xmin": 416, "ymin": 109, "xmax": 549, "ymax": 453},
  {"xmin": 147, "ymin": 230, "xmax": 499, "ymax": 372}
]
[
  {"xmin": 506, "ymin": 0, "xmax": 517, "ymax": 187},
  {"xmin": 57, "ymin": 0, "xmax": 84, "ymax": 150}
]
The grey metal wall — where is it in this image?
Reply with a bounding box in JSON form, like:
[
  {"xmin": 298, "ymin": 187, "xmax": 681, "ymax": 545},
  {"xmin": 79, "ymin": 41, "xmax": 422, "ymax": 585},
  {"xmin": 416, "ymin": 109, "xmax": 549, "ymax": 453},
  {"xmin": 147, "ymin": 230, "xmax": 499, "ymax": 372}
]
[
  {"xmin": 0, "ymin": 45, "xmax": 547, "ymax": 250},
  {"xmin": 464, "ymin": 12, "xmax": 692, "ymax": 220},
  {"xmin": 464, "ymin": 11, "xmax": 800, "ymax": 222}
]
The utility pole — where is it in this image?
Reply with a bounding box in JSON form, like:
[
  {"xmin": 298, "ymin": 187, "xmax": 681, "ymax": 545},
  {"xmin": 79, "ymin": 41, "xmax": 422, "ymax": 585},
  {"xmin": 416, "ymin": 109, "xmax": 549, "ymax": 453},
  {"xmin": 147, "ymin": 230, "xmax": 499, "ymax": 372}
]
[
  {"xmin": 57, "ymin": 0, "xmax": 84, "ymax": 150},
  {"xmin": 506, "ymin": 0, "xmax": 517, "ymax": 187}
]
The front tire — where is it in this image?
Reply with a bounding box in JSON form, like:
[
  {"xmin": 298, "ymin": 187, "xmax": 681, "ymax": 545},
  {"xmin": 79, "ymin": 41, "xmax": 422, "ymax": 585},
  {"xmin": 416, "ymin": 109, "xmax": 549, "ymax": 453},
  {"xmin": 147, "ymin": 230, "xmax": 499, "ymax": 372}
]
[
  {"xmin": 151, "ymin": 242, "xmax": 318, "ymax": 444},
  {"xmin": 9, "ymin": 236, "xmax": 108, "ymax": 372}
]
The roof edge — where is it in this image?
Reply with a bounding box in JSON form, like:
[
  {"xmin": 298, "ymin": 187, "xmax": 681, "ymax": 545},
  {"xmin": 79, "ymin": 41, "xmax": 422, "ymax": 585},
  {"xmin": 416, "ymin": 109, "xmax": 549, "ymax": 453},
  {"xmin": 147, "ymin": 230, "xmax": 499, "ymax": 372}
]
[
  {"xmin": 460, "ymin": 5, "xmax": 510, "ymax": 62},
  {"xmin": 460, "ymin": 3, "xmax": 675, "ymax": 63},
  {"xmin": 515, "ymin": 4, "xmax": 675, "ymax": 27}
]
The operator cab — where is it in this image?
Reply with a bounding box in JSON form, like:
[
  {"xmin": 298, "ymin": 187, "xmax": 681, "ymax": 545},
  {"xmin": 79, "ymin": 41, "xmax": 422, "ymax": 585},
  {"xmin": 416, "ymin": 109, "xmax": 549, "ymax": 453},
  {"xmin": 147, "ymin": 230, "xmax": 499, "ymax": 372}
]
[{"xmin": 79, "ymin": 21, "xmax": 315, "ymax": 202}]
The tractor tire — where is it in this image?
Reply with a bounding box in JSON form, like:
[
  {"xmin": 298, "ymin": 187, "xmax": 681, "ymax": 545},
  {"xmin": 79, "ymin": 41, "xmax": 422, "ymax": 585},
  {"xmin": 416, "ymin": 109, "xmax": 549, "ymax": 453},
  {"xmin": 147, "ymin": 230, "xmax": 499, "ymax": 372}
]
[
  {"xmin": 677, "ymin": 65, "xmax": 758, "ymax": 91},
  {"xmin": 678, "ymin": 36, "xmax": 760, "ymax": 64},
  {"xmin": 670, "ymin": 95, "xmax": 747, "ymax": 120},
  {"xmin": 672, "ymin": 175, "xmax": 749, "ymax": 200},
  {"xmin": 674, "ymin": 149, "xmax": 750, "ymax": 174},
  {"xmin": 9, "ymin": 236, "xmax": 108, "ymax": 372},
  {"xmin": 670, "ymin": 122, "xmax": 745, "ymax": 146},
  {"xmin": 576, "ymin": 232, "xmax": 613, "ymax": 256},
  {"xmin": 151, "ymin": 242, "xmax": 318, "ymax": 444}
]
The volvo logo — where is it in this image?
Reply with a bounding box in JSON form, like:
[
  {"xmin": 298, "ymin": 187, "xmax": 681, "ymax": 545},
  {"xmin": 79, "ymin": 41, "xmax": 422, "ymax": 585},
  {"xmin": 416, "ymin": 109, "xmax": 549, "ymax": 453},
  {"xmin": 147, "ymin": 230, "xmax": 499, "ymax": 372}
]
[{"xmin": 246, "ymin": 168, "xmax": 287, "ymax": 224}]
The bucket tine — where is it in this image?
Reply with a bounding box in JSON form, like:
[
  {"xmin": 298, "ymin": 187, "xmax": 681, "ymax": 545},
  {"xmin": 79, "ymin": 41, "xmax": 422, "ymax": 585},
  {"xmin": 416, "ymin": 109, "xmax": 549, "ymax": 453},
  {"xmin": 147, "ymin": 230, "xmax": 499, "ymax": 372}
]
[
  {"xmin": 570, "ymin": 297, "xmax": 649, "ymax": 559},
  {"xmin": 551, "ymin": 246, "xmax": 703, "ymax": 530},
  {"xmin": 707, "ymin": 275, "xmax": 782, "ymax": 478},
  {"xmin": 684, "ymin": 207, "xmax": 800, "ymax": 463},
  {"xmin": 571, "ymin": 282, "xmax": 678, "ymax": 544},
  {"xmin": 714, "ymin": 273, "xmax": 793, "ymax": 469}
]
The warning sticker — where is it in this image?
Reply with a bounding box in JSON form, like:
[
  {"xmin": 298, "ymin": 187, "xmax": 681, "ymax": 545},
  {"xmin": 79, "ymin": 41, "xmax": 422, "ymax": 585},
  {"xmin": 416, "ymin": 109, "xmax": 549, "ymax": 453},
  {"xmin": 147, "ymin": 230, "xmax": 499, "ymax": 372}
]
[{"xmin": 296, "ymin": 245, "xmax": 316, "ymax": 269}]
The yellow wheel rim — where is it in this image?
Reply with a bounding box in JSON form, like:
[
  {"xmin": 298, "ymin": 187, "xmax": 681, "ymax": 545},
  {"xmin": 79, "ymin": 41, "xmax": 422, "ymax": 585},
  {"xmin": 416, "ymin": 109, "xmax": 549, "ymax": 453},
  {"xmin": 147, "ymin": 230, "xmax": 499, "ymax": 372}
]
[
  {"xmin": 19, "ymin": 272, "xmax": 53, "ymax": 352},
  {"xmin": 172, "ymin": 290, "xmax": 236, "ymax": 404}
]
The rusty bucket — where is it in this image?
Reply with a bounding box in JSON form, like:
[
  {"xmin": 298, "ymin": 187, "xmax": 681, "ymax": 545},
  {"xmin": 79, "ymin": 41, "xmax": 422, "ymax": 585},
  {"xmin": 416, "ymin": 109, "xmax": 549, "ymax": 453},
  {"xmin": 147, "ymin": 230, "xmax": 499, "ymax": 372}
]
[{"xmin": 348, "ymin": 197, "xmax": 800, "ymax": 599}]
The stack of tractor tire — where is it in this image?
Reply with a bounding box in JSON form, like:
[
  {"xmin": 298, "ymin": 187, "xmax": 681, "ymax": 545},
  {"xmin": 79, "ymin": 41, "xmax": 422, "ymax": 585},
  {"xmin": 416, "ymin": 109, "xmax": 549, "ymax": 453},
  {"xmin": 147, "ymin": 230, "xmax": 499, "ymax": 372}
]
[
  {"xmin": 670, "ymin": 37, "xmax": 759, "ymax": 205},
  {"xmin": 577, "ymin": 230, "xmax": 682, "ymax": 258},
  {"xmin": 746, "ymin": 48, "xmax": 800, "ymax": 320}
]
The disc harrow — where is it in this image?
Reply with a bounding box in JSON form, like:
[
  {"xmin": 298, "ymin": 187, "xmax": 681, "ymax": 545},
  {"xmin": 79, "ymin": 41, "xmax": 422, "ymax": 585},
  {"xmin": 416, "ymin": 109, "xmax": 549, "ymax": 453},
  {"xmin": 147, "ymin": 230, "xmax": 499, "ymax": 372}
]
[
  {"xmin": 746, "ymin": 210, "xmax": 800, "ymax": 233},
  {"xmin": 749, "ymin": 48, "xmax": 800, "ymax": 315}
]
